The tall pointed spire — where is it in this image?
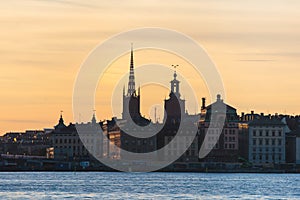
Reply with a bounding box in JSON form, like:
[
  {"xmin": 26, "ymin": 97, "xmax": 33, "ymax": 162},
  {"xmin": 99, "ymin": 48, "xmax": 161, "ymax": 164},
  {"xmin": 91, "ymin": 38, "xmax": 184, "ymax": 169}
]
[{"xmin": 127, "ymin": 43, "xmax": 136, "ymax": 96}]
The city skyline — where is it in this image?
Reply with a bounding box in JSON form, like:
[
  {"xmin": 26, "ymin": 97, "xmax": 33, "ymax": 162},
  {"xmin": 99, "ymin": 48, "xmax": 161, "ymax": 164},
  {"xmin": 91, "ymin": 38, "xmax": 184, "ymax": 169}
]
[{"xmin": 1, "ymin": 0, "xmax": 300, "ymax": 134}]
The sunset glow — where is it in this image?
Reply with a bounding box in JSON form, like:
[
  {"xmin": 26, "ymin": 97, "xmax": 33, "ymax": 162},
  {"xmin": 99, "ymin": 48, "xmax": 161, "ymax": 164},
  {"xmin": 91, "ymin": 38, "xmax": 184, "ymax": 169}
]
[{"xmin": 1, "ymin": 0, "xmax": 300, "ymax": 134}]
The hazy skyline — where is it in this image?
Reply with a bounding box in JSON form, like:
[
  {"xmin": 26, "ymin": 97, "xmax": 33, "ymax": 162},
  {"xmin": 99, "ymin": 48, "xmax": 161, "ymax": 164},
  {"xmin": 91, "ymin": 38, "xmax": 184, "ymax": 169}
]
[{"xmin": 1, "ymin": 0, "xmax": 300, "ymax": 134}]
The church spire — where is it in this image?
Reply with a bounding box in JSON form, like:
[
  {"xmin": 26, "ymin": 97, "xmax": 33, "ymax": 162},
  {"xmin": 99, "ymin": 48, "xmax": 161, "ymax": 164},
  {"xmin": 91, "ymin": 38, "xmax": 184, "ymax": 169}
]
[{"xmin": 127, "ymin": 43, "xmax": 136, "ymax": 96}]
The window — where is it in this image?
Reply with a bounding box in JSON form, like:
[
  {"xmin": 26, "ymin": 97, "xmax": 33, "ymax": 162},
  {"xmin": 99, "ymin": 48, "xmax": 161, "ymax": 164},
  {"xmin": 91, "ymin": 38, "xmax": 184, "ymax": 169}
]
[
  {"xmin": 265, "ymin": 139, "xmax": 269, "ymax": 145},
  {"xmin": 272, "ymin": 131, "xmax": 275, "ymax": 137},
  {"xmin": 278, "ymin": 131, "xmax": 282, "ymax": 137},
  {"xmin": 259, "ymin": 131, "xmax": 263, "ymax": 136},
  {"xmin": 278, "ymin": 139, "xmax": 282, "ymax": 145},
  {"xmin": 259, "ymin": 139, "xmax": 263, "ymax": 145},
  {"xmin": 266, "ymin": 131, "xmax": 269, "ymax": 137},
  {"xmin": 253, "ymin": 130, "xmax": 256, "ymax": 136},
  {"xmin": 215, "ymin": 143, "xmax": 219, "ymax": 149},
  {"xmin": 253, "ymin": 139, "xmax": 256, "ymax": 145},
  {"xmin": 272, "ymin": 139, "xmax": 275, "ymax": 145}
]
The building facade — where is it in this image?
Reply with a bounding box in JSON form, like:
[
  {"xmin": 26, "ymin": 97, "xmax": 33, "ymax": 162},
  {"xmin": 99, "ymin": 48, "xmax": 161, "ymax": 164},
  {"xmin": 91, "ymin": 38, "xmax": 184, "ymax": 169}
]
[
  {"xmin": 157, "ymin": 70, "xmax": 199, "ymax": 163},
  {"xmin": 248, "ymin": 119, "xmax": 286, "ymax": 165},
  {"xmin": 199, "ymin": 94, "xmax": 240, "ymax": 163},
  {"xmin": 50, "ymin": 114, "xmax": 104, "ymax": 160}
]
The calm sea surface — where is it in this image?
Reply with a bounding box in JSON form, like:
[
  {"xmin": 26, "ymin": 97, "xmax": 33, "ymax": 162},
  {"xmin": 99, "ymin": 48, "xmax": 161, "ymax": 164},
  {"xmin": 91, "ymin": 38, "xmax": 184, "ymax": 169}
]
[{"xmin": 0, "ymin": 172, "xmax": 299, "ymax": 199}]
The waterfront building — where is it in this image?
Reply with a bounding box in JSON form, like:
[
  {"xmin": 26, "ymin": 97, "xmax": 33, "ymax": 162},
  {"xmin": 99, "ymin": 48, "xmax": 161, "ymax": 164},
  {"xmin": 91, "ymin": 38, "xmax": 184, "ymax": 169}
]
[
  {"xmin": 121, "ymin": 46, "xmax": 150, "ymax": 126},
  {"xmin": 248, "ymin": 118, "xmax": 286, "ymax": 165},
  {"xmin": 50, "ymin": 114, "xmax": 103, "ymax": 160},
  {"xmin": 119, "ymin": 47, "xmax": 156, "ymax": 158},
  {"xmin": 103, "ymin": 118, "xmax": 121, "ymax": 159},
  {"xmin": 157, "ymin": 69, "xmax": 199, "ymax": 163},
  {"xmin": 199, "ymin": 95, "xmax": 240, "ymax": 163},
  {"xmin": 1, "ymin": 130, "xmax": 50, "ymax": 156},
  {"xmin": 286, "ymin": 126, "xmax": 300, "ymax": 164},
  {"xmin": 238, "ymin": 122, "xmax": 249, "ymax": 161}
]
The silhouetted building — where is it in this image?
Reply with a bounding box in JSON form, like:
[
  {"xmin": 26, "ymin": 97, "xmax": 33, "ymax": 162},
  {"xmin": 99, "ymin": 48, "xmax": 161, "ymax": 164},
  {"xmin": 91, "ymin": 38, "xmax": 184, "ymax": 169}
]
[
  {"xmin": 238, "ymin": 122, "xmax": 249, "ymax": 161},
  {"xmin": 107, "ymin": 47, "xmax": 155, "ymax": 159},
  {"xmin": 157, "ymin": 70, "xmax": 199, "ymax": 163},
  {"xmin": 286, "ymin": 126, "xmax": 300, "ymax": 164},
  {"xmin": 122, "ymin": 46, "xmax": 150, "ymax": 126},
  {"xmin": 199, "ymin": 94, "xmax": 240, "ymax": 163},
  {"xmin": 1, "ymin": 130, "xmax": 50, "ymax": 156},
  {"xmin": 50, "ymin": 114, "xmax": 103, "ymax": 160}
]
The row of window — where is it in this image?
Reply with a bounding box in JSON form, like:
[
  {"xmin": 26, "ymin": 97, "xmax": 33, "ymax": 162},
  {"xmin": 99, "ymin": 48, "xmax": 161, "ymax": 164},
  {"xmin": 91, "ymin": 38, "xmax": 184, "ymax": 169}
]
[
  {"xmin": 252, "ymin": 154, "xmax": 282, "ymax": 161},
  {"xmin": 224, "ymin": 129, "xmax": 238, "ymax": 135},
  {"xmin": 207, "ymin": 143, "xmax": 236, "ymax": 149},
  {"xmin": 252, "ymin": 130, "xmax": 282, "ymax": 137},
  {"xmin": 224, "ymin": 143, "xmax": 236, "ymax": 149},
  {"xmin": 252, "ymin": 139, "xmax": 282, "ymax": 146},
  {"xmin": 54, "ymin": 138, "xmax": 97, "ymax": 144},
  {"xmin": 224, "ymin": 136, "xmax": 236, "ymax": 142},
  {"xmin": 252, "ymin": 147, "xmax": 282, "ymax": 152}
]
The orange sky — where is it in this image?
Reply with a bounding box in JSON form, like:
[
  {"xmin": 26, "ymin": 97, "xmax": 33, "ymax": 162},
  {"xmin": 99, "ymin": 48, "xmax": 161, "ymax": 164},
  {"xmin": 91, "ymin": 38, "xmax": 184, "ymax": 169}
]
[{"xmin": 1, "ymin": 0, "xmax": 300, "ymax": 135}]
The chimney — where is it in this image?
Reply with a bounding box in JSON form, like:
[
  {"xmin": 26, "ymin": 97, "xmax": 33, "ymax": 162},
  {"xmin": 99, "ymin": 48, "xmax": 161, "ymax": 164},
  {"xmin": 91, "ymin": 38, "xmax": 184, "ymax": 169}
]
[
  {"xmin": 217, "ymin": 94, "xmax": 221, "ymax": 102},
  {"xmin": 201, "ymin": 97, "xmax": 206, "ymax": 109}
]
